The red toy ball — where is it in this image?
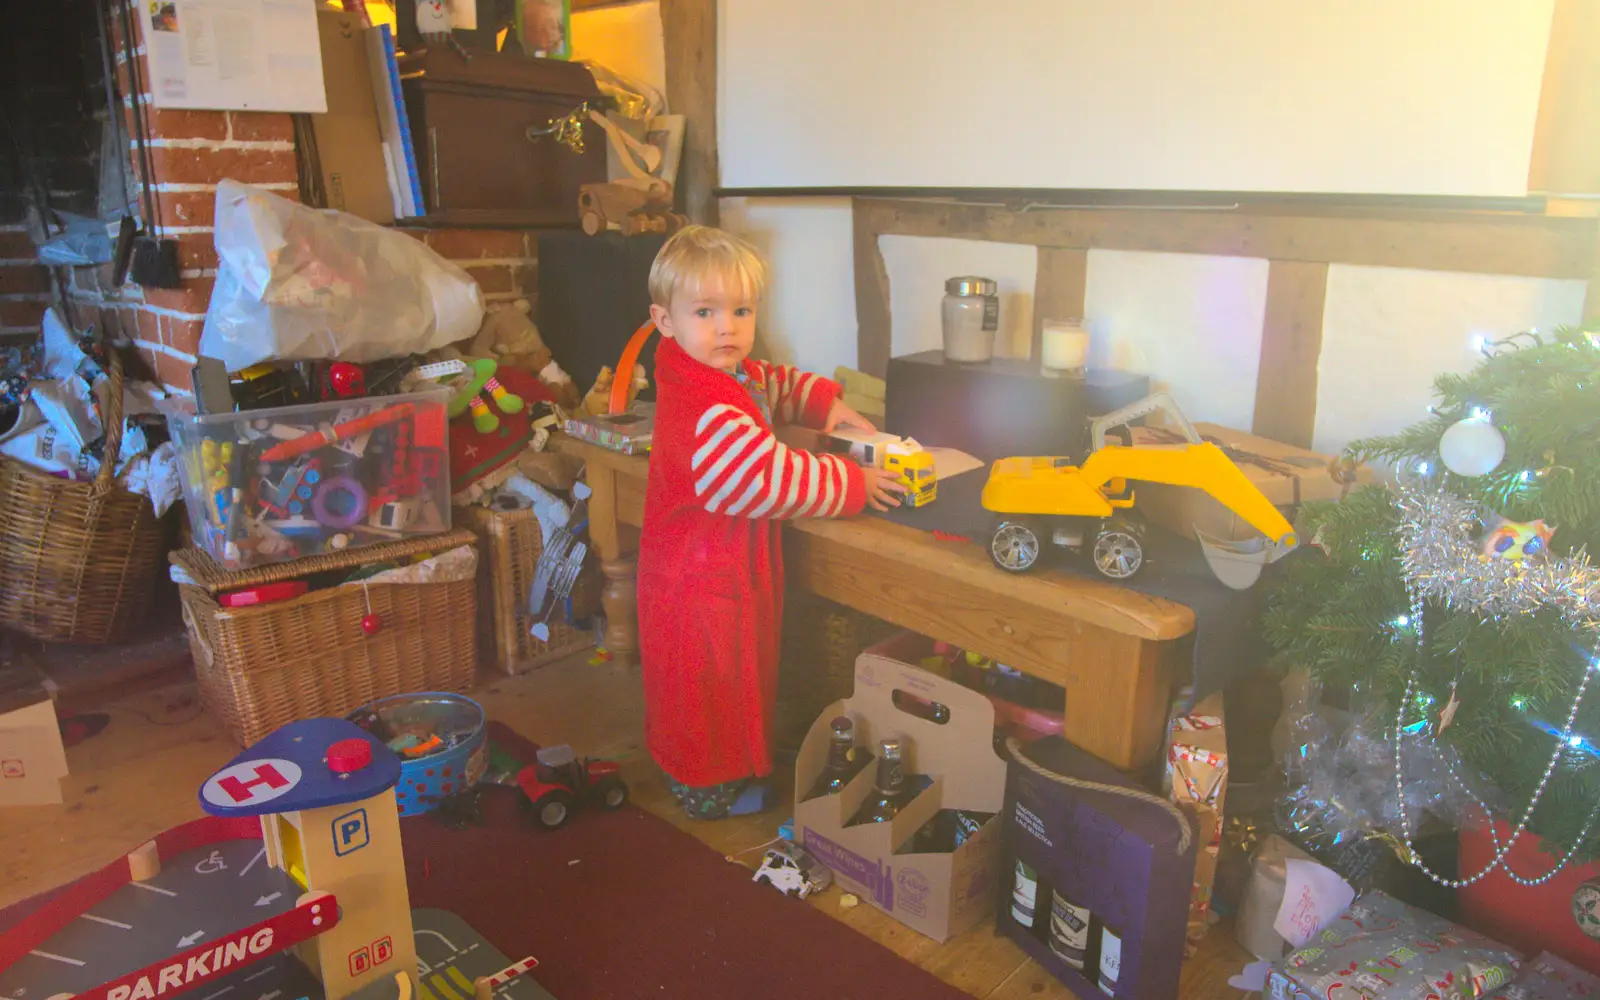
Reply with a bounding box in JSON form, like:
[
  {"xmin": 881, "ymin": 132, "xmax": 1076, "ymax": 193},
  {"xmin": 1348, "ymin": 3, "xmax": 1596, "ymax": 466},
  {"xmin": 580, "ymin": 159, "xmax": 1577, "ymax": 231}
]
[
  {"xmin": 361, "ymin": 613, "xmax": 383, "ymax": 636},
  {"xmin": 327, "ymin": 362, "xmax": 366, "ymax": 399}
]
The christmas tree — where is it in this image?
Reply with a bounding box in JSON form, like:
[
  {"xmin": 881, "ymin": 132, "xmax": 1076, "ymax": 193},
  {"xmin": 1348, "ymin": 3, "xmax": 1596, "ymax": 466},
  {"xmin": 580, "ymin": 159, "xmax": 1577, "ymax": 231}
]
[{"xmin": 1264, "ymin": 326, "xmax": 1600, "ymax": 870}]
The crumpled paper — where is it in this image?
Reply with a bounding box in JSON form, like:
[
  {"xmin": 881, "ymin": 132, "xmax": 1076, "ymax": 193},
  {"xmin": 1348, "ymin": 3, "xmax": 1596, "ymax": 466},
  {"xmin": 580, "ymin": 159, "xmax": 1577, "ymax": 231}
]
[{"xmin": 343, "ymin": 544, "xmax": 478, "ymax": 586}]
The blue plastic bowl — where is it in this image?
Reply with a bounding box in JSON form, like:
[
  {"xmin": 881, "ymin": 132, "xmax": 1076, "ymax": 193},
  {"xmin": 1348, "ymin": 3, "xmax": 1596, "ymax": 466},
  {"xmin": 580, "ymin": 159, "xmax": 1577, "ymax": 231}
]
[{"xmin": 355, "ymin": 692, "xmax": 487, "ymax": 816}]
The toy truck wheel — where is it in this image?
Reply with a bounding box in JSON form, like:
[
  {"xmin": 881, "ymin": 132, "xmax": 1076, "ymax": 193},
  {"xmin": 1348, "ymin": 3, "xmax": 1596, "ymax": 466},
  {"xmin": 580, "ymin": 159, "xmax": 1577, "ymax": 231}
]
[
  {"xmin": 582, "ymin": 209, "xmax": 605, "ymax": 236},
  {"xmin": 593, "ymin": 776, "xmax": 629, "ymax": 810},
  {"xmin": 1090, "ymin": 517, "xmax": 1145, "ymax": 580},
  {"xmin": 529, "ymin": 789, "xmax": 576, "ymax": 830},
  {"xmin": 990, "ymin": 520, "xmax": 1042, "ymax": 573}
]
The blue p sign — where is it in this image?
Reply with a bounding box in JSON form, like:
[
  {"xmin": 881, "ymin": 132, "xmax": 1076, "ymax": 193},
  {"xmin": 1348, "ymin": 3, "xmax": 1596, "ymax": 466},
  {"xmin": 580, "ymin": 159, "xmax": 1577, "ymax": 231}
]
[{"xmin": 333, "ymin": 808, "xmax": 370, "ymax": 856}]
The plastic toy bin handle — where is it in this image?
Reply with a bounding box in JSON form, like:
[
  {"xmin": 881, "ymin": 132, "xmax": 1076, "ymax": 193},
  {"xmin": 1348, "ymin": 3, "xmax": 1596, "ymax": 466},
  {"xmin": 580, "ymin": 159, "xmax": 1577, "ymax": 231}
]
[{"xmin": 609, "ymin": 320, "xmax": 656, "ymax": 416}]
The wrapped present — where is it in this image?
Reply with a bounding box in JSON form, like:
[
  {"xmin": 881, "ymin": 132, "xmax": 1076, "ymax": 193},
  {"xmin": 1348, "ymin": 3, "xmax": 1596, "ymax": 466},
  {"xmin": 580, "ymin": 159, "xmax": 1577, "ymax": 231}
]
[
  {"xmin": 1130, "ymin": 423, "xmax": 1372, "ymax": 541},
  {"xmin": 1235, "ymin": 835, "xmax": 1320, "ymax": 961},
  {"xmin": 1490, "ymin": 952, "xmax": 1600, "ymax": 999},
  {"xmin": 1266, "ymin": 891, "xmax": 1520, "ymax": 1000},
  {"xmin": 1166, "ymin": 692, "xmax": 1228, "ymax": 953}
]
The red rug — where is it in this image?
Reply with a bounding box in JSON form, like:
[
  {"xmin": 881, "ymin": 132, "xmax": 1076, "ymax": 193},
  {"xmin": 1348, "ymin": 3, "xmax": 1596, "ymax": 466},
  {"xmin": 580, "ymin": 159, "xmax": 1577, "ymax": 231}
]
[{"xmin": 3, "ymin": 723, "xmax": 977, "ymax": 1000}]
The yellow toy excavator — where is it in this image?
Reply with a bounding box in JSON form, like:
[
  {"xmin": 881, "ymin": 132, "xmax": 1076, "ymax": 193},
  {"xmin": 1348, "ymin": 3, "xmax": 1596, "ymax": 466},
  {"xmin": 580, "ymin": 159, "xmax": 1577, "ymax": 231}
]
[{"xmin": 979, "ymin": 393, "xmax": 1298, "ymax": 589}]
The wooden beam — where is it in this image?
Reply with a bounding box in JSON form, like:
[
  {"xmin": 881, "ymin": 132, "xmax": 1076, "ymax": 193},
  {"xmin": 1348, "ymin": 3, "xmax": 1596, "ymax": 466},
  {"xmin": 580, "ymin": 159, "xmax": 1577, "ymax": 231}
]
[
  {"xmin": 854, "ymin": 198, "xmax": 1596, "ymax": 279},
  {"xmin": 854, "ymin": 199, "xmax": 893, "ymax": 377},
  {"xmin": 1030, "ymin": 247, "xmax": 1088, "ymax": 362},
  {"xmin": 660, "ymin": 0, "xmax": 718, "ymax": 225},
  {"xmin": 1585, "ymin": 217, "xmax": 1600, "ymax": 325},
  {"xmin": 1252, "ymin": 260, "xmax": 1330, "ymax": 448}
]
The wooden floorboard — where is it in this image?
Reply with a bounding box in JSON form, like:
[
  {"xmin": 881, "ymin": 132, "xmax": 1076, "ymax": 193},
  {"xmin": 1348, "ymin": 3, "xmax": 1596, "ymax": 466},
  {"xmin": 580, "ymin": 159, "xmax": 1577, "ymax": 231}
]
[{"xmin": 1, "ymin": 651, "xmax": 1252, "ymax": 998}]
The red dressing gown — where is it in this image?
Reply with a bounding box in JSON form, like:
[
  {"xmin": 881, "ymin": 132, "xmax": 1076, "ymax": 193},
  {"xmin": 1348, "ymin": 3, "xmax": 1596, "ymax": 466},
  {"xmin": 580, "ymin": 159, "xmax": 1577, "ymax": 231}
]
[{"xmin": 638, "ymin": 336, "xmax": 867, "ymax": 787}]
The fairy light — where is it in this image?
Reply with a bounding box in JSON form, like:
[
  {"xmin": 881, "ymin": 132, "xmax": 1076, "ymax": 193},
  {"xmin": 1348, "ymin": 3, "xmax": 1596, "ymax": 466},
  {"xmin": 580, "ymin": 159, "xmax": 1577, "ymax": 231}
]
[
  {"xmin": 1417, "ymin": 461, "xmax": 1431, "ymax": 475},
  {"xmin": 1471, "ymin": 407, "xmax": 1492, "ymax": 421},
  {"xmin": 1512, "ymin": 697, "xmax": 1527, "ymax": 710}
]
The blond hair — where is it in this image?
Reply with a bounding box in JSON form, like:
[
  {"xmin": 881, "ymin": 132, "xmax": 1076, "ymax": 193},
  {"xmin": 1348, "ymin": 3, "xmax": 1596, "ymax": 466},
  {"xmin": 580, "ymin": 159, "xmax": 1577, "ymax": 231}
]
[{"xmin": 648, "ymin": 225, "xmax": 767, "ymax": 307}]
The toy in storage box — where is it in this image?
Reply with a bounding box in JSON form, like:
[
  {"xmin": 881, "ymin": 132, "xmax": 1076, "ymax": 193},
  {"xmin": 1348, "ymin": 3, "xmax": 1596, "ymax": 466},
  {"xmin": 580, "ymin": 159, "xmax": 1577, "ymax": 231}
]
[
  {"xmin": 164, "ymin": 387, "xmax": 452, "ymax": 569},
  {"xmin": 795, "ymin": 632, "xmax": 1006, "ymax": 942}
]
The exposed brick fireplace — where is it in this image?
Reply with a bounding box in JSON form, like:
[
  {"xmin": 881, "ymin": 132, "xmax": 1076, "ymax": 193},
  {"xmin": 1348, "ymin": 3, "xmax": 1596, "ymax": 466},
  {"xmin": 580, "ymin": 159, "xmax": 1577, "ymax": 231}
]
[{"xmin": 4, "ymin": 0, "xmax": 547, "ymax": 396}]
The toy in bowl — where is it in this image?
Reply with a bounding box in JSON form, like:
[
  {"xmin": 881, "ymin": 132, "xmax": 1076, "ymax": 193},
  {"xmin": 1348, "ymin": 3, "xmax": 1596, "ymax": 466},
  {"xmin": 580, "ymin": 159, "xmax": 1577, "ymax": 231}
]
[{"xmin": 347, "ymin": 692, "xmax": 487, "ymax": 816}]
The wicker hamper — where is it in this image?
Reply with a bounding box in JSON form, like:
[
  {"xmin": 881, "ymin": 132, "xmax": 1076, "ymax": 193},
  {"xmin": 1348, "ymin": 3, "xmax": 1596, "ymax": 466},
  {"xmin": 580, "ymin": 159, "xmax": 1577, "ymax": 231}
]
[
  {"xmin": 171, "ymin": 528, "xmax": 480, "ymax": 746},
  {"xmin": 460, "ymin": 504, "xmax": 594, "ymax": 675},
  {"xmin": 775, "ymin": 593, "xmax": 898, "ymax": 752},
  {"xmin": 0, "ymin": 352, "xmax": 170, "ymax": 643}
]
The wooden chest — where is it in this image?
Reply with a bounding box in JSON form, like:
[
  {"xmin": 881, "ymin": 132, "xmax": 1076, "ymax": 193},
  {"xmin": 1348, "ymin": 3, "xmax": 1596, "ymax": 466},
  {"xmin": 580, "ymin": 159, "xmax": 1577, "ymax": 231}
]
[{"xmin": 401, "ymin": 50, "xmax": 606, "ymax": 227}]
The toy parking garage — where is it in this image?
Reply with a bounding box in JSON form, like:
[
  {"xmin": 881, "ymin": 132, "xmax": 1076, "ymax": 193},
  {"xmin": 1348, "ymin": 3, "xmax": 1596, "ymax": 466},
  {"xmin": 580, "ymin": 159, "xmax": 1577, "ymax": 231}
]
[{"xmin": 0, "ymin": 721, "xmax": 548, "ymax": 1000}]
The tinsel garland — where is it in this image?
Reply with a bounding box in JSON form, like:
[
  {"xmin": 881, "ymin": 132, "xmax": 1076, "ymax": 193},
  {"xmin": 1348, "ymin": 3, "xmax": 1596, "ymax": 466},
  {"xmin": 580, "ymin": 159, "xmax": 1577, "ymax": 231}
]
[{"xmin": 1396, "ymin": 481, "xmax": 1600, "ymax": 629}]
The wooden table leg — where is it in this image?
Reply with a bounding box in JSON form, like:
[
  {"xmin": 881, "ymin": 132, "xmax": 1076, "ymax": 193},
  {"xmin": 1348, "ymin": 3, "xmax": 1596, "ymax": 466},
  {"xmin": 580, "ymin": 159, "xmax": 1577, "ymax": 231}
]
[
  {"xmin": 601, "ymin": 555, "xmax": 639, "ymax": 659},
  {"xmin": 1060, "ymin": 630, "xmax": 1178, "ymax": 769},
  {"xmin": 584, "ymin": 461, "xmax": 640, "ymax": 661}
]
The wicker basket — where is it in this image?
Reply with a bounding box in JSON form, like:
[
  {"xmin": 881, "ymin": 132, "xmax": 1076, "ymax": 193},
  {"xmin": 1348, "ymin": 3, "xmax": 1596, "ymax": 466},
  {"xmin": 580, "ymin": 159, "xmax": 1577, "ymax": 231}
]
[
  {"xmin": 775, "ymin": 593, "xmax": 899, "ymax": 752},
  {"xmin": 172, "ymin": 529, "xmax": 480, "ymax": 746},
  {"xmin": 0, "ymin": 351, "xmax": 170, "ymax": 644},
  {"xmin": 460, "ymin": 504, "xmax": 594, "ymax": 675}
]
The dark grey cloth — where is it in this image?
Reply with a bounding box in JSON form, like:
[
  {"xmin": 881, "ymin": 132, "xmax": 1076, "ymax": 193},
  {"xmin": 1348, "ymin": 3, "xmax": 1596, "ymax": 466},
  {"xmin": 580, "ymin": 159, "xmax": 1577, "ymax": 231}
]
[{"xmin": 873, "ymin": 468, "xmax": 1274, "ymax": 699}]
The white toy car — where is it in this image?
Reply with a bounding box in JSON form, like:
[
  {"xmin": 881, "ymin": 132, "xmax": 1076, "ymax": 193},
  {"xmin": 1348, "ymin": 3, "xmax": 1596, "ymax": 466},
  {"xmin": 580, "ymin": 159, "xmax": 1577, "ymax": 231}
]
[{"xmin": 753, "ymin": 841, "xmax": 833, "ymax": 899}]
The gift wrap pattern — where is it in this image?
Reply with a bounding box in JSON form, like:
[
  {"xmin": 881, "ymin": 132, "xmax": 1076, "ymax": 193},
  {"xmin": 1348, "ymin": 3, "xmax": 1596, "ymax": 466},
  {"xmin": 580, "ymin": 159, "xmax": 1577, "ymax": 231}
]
[{"xmin": 1267, "ymin": 891, "xmax": 1520, "ymax": 1000}]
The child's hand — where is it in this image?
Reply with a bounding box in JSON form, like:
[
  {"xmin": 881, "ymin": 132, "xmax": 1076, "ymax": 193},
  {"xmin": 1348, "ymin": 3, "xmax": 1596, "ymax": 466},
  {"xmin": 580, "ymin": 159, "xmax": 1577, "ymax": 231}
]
[
  {"xmin": 863, "ymin": 466, "xmax": 907, "ymax": 511},
  {"xmin": 824, "ymin": 399, "xmax": 876, "ymax": 434}
]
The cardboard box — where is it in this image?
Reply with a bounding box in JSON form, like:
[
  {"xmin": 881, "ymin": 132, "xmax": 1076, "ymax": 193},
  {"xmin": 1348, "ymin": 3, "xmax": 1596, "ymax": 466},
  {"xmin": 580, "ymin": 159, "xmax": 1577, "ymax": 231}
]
[
  {"xmin": 1164, "ymin": 692, "xmax": 1227, "ymax": 953},
  {"xmin": 795, "ymin": 632, "xmax": 1006, "ymax": 942},
  {"xmin": 999, "ymin": 736, "xmax": 1197, "ymax": 1000},
  {"xmin": 0, "ymin": 670, "xmax": 68, "ymax": 807},
  {"xmin": 1129, "ymin": 423, "xmax": 1373, "ymax": 541},
  {"xmin": 309, "ymin": 10, "xmax": 396, "ymax": 225}
]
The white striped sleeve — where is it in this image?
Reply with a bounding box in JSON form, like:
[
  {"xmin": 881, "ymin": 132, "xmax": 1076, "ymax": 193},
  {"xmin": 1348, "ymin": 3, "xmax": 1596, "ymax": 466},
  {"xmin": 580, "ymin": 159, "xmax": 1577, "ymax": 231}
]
[
  {"xmin": 755, "ymin": 361, "xmax": 822, "ymax": 426},
  {"xmin": 690, "ymin": 404, "xmax": 858, "ymax": 520}
]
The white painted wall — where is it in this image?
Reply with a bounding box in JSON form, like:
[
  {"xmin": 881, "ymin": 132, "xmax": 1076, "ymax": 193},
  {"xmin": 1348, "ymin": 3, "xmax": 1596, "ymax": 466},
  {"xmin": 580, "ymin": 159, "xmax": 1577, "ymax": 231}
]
[
  {"xmin": 566, "ymin": 1, "xmax": 1588, "ymax": 456},
  {"xmin": 721, "ymin": 0, "xmax": 1553, "ymax": 197}
]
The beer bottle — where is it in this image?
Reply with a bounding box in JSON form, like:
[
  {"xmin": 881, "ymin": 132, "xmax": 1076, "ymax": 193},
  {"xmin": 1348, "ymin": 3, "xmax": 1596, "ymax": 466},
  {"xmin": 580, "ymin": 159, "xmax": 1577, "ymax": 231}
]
[
  {"xmin": 1011, "ymin": 860, "xmax": 1040, "ymax": 928},
  {"xmin": 860, "ymin": 737, "xmax": 911, "ymax": 822},
  {"xmin": 807, "ymin": 715, "xmax": 863, "ymax": 798},
  {"xmin": 1097, "ymin": 924, "xmax": 1123, "ymax": 996},
  {"xmin": 1048, "ymin": 890, "xmax": 1092, "ymax": 971}
]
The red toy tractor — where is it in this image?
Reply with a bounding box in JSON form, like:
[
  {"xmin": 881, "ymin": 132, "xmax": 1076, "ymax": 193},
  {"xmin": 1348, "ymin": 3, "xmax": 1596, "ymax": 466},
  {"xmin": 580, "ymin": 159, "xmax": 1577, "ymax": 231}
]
[{"xmin": 515, "ymin": 744, "xmax": 629, "ymax": 830}]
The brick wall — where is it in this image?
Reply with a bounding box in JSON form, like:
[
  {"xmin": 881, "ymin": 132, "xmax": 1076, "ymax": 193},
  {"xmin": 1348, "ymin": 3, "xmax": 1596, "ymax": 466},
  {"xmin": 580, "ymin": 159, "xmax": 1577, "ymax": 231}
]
[{"xmin": 400, "ymin": 228, "xmax": 540, "ymax": 306}]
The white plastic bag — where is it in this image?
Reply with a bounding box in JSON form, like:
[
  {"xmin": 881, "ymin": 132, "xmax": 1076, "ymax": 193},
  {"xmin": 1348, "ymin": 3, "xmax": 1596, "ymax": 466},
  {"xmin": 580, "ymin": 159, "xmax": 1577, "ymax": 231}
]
[{"xmin": 200, "ymin": 179, "xmax": 484, "ymax": 368}]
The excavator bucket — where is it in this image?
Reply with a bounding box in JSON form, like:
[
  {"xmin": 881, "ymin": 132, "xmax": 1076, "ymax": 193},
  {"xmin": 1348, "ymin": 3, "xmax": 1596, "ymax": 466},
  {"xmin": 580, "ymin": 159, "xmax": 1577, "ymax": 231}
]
[{"xmin": 1196, "ymin": 529, "xmax": 1294, "ymax": 590}]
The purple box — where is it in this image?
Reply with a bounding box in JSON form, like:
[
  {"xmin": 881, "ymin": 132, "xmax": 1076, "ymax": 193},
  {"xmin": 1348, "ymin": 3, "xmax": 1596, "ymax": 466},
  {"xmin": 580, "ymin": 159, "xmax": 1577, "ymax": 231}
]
[{"xmin": 999, "ymin": 737, "xmax": 1197, "ymax": 1000}]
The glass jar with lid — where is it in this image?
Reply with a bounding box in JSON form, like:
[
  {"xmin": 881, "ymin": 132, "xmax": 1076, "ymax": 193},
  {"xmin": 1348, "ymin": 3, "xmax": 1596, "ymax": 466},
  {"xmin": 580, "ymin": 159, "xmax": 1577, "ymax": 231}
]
[{"xmin": 941, "ymin": 276, "xmax": 999, "ymax": 363}]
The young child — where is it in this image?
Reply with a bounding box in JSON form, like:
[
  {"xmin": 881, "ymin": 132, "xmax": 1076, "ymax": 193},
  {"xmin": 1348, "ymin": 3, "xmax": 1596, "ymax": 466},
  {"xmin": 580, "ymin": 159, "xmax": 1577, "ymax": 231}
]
[{"xmin": 638, "ymin": 225, "xmax": 905, "ymax": 819}]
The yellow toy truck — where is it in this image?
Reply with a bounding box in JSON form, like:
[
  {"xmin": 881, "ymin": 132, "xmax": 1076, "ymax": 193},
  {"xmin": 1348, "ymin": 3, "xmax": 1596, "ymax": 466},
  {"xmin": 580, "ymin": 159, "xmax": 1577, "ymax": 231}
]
[
  {"xmin": 826, "ymin": 429, "xmax": 937, "ymax": 508},
  {"xmin": 979, "ymin": 393, "xmax": 1298, "ymax": 589}
]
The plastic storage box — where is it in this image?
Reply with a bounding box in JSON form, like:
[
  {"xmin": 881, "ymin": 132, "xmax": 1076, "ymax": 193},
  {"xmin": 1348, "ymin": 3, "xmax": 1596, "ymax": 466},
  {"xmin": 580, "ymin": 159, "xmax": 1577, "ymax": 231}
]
[{"xmin": 164, "ymin": 388, "xmax": 452, "ymax": 570}]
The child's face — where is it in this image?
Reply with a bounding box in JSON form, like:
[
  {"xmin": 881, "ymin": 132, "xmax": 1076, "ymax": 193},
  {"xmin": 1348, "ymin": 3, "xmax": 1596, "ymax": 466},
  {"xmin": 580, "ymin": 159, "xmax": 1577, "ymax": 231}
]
[{"xmin": 650, "ymin": 275, "xmax": 757, "ymax": 374}]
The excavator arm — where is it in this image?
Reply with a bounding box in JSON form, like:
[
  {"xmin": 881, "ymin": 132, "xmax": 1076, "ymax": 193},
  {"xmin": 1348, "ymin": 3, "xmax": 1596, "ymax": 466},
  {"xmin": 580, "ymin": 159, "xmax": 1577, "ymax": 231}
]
[
  {"xmin": 1077, "ymin": 441, "xmax": 1297, "ymax": 548},
  {"xmin": 1080, "ymin": 392, "xmax": 1300, "ymax": 589}
]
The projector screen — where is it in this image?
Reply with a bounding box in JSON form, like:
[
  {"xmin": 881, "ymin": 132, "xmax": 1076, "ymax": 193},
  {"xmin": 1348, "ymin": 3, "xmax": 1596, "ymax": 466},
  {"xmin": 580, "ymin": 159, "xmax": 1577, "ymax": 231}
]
[{"xmin": 719, "ymin": 0, "xmax": 1555, "ymax": 198}]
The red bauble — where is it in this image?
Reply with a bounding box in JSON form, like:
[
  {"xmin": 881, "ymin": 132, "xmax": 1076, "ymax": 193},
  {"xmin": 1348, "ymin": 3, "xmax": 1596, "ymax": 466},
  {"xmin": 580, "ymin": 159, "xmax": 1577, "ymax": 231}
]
[{"xmin": 360, "ymin": 613, "xmax": 383, "ymax": 636}]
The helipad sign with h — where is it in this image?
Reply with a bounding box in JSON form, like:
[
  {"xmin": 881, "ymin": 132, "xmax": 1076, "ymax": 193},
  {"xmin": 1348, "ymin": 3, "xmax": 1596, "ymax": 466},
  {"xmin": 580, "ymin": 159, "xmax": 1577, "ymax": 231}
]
[{"xmin": 201, "ymin": 759, "xmax": 303, "ymax": 808}]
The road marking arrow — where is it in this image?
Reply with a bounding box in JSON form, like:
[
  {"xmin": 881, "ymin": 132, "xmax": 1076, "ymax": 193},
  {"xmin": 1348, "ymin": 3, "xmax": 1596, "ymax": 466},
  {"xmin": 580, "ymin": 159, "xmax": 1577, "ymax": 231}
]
[
  {"xmin": 179, "ymin": 931, "xmax": 206, "ymax": 947},
  {"xmin": 254, "ymin": 893, "xmax": 282, "ymax": 907}
]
